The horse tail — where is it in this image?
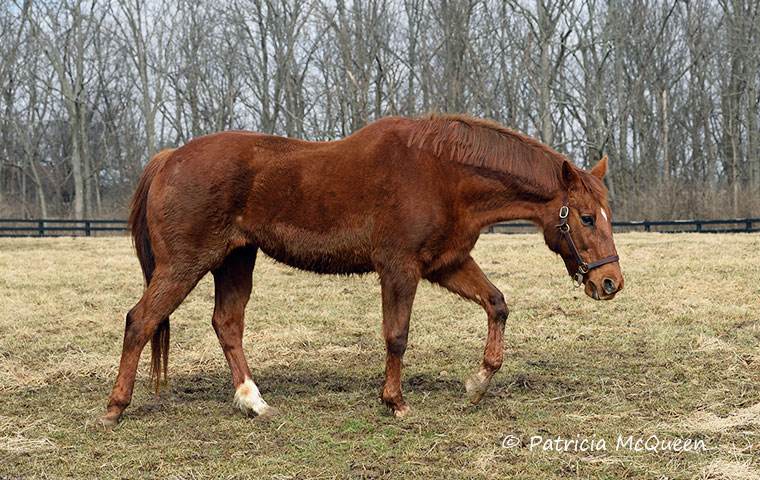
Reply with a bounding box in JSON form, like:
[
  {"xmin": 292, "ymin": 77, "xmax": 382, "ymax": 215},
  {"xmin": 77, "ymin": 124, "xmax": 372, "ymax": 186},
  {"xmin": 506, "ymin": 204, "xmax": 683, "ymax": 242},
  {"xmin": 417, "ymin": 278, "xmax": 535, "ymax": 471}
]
[{"xmin": 128, "ymin": 148, "xmax": 175, "ymax": 395}]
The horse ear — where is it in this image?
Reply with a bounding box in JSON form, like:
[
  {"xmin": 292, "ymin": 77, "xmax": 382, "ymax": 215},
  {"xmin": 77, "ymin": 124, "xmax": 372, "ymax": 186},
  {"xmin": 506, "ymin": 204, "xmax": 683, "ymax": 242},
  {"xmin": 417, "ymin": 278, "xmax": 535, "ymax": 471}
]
[
  {"xmin": 591, "ymin": 156, "xmax": 608, "ymax": 180},
  {"xmin": 561, "ymin": 160, "xmax": 580, "ymax": 188}
]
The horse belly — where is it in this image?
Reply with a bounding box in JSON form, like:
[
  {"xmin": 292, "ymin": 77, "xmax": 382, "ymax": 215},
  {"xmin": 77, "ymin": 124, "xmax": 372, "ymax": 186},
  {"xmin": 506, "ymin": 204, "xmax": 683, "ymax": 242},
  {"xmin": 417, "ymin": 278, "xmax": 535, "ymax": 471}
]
[{"xmin": 254, "ymin": 222, "xmax": 375, "ymax": 275}]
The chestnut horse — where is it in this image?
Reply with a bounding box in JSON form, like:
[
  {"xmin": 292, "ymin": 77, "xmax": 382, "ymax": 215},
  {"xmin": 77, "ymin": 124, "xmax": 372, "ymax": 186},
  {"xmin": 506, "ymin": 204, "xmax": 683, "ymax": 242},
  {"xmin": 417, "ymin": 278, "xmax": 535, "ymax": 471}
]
[{"xmin": 98, "ymin": 113, "xmax": 623, "ymax": 427}]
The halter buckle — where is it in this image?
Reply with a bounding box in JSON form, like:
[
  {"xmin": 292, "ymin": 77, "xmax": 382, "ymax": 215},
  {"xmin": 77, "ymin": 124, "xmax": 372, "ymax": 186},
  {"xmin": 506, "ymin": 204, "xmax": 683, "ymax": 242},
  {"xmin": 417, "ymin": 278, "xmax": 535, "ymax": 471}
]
[
  {"xmin": 578, "ymin": 263, "xmax": 589, "ymax": 274},
  {"xmin": 573, "ymin": 272, "xmax": 584, "ymax": 287}
]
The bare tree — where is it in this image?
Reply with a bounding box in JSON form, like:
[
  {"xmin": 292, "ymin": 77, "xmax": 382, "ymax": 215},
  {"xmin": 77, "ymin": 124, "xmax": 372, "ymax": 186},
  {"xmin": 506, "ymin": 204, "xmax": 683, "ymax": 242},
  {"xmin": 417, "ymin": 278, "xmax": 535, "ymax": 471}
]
[
  {"xmin": 512, "ymin": 0, "xmax": 573, "ymax": 144},
  {"xmin": 26, "ymin": 0, "xmax": 106, "ymax": 218},
  {"xmin": 113, "ymin": 0, "xmax": 176, "ymax": 162},
  {"xmin": 0, "ymin": 0, "xmax": 759, "ymax": 220}
]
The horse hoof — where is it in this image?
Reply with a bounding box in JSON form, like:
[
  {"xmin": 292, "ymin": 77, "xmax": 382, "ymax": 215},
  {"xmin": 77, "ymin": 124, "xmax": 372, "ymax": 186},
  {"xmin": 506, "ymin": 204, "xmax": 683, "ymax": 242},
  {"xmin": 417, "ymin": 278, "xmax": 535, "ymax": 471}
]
[
  {"xmin": 465, "ymin": 373, "xmax": 489, "ymax": 405},
  {"xmin": 254, "ymin": 405, "xmax": 280, "ymax": 421},
  {"xmin": 393, "ymin": 405, "xmax": 410, "ymax": 418},
  {"xmin": 95, "ymin": 415, "xmax": 119, "ymax": 429}
]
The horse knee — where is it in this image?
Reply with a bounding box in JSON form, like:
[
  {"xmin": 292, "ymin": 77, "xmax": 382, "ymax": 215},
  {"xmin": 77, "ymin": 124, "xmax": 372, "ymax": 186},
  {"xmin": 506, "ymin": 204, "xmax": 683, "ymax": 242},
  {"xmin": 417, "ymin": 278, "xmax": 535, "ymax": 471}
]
[
  {"xmin": 386, "ymin": 330, "xmax": 408, "ymax": 357},
  {"xmin": 488, "ymin": 293, "xmax": 509, "ymax": 322}
]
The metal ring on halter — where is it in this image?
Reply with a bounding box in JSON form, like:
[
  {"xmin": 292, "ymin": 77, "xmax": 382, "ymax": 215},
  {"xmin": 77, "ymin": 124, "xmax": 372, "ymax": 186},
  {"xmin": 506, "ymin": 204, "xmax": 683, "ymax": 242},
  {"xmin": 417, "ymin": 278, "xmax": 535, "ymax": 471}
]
[
  {"xmin": 573, "ymin": 272, "xmax": 584, "ymax": 287},
  {"xmin": 559, "ymin": 205, "xmax": 569, "ymax": 218}
]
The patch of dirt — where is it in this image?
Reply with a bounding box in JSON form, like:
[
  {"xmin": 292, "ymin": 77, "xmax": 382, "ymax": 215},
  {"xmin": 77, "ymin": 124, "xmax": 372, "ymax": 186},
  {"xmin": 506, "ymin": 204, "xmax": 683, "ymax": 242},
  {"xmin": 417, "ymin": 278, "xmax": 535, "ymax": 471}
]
[{"xmin": 405, "ymin": 372, "xmax": 460, "ymax": 391}]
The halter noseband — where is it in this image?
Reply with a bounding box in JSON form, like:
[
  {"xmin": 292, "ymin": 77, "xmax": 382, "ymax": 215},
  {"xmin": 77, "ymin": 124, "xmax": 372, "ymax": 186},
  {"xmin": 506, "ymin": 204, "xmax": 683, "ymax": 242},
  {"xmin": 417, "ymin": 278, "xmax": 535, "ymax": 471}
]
[{"xmin": 555, "ymin": 199, "xmax": 619, "ymax": 287}]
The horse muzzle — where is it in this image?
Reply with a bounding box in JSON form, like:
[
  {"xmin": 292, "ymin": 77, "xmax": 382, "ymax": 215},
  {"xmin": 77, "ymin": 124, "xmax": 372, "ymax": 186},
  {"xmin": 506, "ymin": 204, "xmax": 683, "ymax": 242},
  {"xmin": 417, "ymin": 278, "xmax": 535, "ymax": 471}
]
[{"xmin": 585, "ymin": 275, "xmax": 623, "ymax": 300}]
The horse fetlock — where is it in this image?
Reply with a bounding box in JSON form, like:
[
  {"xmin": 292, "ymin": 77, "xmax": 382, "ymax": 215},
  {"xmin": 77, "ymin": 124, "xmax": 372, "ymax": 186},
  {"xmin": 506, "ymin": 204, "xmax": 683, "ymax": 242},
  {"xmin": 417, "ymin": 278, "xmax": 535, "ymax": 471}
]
[
  {"xmin": 380, "ymin": 388, "xmax": 408, "ymax": 417},
  {"xmin": 381, "ymin": 397, "xmax": 409, "ymax": 418},
  {"xmin": 465, "ymin": 372, "xmax": 491, "ymax": 405}
]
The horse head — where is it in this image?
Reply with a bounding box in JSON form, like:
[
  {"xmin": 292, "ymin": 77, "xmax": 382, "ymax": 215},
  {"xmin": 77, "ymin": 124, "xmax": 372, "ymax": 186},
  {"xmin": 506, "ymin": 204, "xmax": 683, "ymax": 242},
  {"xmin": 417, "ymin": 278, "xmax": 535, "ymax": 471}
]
[{"xmin": 542, "ymin": 156, "xmax": 624, "ymax": 300}]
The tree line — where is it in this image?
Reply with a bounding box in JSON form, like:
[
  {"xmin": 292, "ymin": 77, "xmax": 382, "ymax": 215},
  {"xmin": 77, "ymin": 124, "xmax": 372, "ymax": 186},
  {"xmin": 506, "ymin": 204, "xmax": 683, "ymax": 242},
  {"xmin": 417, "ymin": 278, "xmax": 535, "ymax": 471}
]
[{"xmin": 1, "ymin": 0, "xmax": 759, "ymax": 221}]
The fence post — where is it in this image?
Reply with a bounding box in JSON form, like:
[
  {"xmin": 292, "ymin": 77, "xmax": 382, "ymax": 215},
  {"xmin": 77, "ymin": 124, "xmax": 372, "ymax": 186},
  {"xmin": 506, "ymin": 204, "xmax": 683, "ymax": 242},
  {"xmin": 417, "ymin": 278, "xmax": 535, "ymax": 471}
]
[
  {"xmin": 696, "ymin": 221, "xmax": 702, "ymax": 232},
  {"xmin": 747, "ymin": 221, "xmax": 752, "ymax": 232},
  {"xmin": 38, "ymin": 220, "xmax": 44, "ymax": 237},
  {"xmin": 85, "ymin": 220, "xmax": 91, "ymax": 237},
  {"xmin": 644, "ymin": 220, "xmax": 650, "ymax": 232}
]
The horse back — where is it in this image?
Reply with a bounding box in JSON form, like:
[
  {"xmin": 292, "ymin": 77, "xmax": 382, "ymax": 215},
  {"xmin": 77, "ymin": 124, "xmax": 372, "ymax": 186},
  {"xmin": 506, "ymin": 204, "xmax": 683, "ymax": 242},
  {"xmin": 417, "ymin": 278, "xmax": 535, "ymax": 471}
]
[{"xmin": 146, "ymin": 120, "xmax": 473, "ymax": 275}]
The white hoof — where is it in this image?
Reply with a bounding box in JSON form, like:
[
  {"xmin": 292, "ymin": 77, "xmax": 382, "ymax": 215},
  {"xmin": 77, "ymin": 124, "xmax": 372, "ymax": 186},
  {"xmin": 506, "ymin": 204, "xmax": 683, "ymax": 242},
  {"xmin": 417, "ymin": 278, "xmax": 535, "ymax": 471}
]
[{"xmin": 234, "ymin": 378, "xmax": 272, "ymax": 417}]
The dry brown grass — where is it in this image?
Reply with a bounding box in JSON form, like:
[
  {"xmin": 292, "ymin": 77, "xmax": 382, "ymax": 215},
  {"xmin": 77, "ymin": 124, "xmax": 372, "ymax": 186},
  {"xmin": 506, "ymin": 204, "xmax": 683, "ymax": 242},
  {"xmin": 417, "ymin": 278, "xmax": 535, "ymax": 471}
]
[
  {"xmin": 685, "ymin": 403, "xmax": 760, "ymax": 433},
  {"xmin": 0, "ymin": 233, "xmax": 758, "ymax": 479}
]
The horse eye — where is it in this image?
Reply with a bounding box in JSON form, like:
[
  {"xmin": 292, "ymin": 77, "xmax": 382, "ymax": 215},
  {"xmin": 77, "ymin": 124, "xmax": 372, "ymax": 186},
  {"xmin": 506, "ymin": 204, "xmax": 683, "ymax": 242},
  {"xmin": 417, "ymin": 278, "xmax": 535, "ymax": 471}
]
[{"xmin": 581, "ymin": 215, "xmax": 594, "ymax": 227}]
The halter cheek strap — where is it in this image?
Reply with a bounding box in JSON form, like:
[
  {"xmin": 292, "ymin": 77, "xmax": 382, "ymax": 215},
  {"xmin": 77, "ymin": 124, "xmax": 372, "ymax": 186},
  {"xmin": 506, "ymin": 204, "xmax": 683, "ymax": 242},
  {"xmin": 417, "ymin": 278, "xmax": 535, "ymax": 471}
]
[{"xmin": 555, "ymin": 199, "xmax": 620, "ymax": 286}]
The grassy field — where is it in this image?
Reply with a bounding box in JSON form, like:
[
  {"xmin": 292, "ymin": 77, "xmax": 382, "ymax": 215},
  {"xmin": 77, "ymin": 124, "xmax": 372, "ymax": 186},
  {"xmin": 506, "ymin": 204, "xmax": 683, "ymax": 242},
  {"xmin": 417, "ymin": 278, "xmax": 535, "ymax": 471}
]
[{"xmin": 0, "ymin": 233, "xmax": 758, "ymax": 479}]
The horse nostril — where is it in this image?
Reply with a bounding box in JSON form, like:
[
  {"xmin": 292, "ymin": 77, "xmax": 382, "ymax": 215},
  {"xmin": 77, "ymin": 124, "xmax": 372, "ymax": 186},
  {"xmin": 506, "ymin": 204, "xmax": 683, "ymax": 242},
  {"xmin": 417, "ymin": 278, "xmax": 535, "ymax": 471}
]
[{"xmin": 603, "ymin": 278, "xmax": 616, "ymax": 294}]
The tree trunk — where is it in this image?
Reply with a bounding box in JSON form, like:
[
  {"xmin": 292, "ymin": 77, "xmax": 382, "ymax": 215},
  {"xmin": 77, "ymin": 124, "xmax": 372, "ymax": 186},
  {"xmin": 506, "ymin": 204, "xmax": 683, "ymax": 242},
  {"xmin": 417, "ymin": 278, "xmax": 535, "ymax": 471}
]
[
  {"xmin": 662, "ymin": 87, "xmax": 669, "ymax": 182},
  {"xmin": 537, "ymin": 1, "xmax": 554, "ymax": 145},
  {"xmin": 70, "ymin": 127, "xmax": 85, "ymax": 219},
  {"xmin": 747, "ymin": 70, "xmax": 759, "ymax": 193},
  {"xmin": 26, "ymin": 152, "xmax": 47, "ymax": 219}
]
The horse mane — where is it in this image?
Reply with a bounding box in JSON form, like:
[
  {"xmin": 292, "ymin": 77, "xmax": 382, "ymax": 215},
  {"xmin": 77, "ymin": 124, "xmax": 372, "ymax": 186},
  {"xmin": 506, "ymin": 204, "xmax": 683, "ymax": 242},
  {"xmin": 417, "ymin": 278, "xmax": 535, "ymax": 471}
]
[{"xmin": 406, "ymin": 112, "xmax": 607, "ymax": 199}]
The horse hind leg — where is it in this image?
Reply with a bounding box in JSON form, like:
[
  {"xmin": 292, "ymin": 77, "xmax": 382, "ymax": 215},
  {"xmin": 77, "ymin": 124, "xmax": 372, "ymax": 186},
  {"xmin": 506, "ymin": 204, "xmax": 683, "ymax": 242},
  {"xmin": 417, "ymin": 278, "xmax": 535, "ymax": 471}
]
[
  {"xmin": 98, "ymin": 265, "xmax": 204, "ymax": 428},
  {"xmin": 211, "ymin": 246, "xmax": 278, "ymax": 419}
]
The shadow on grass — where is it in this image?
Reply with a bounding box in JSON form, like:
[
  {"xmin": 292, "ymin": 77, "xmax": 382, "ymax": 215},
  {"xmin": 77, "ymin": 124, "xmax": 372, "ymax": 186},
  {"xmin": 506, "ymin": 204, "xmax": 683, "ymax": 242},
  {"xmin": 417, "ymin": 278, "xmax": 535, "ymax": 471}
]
[
  {"xmin": 121, "ymin": 369, "xmax": 464, "ymax": 421},
  {"xmin": 123, "ymin": 363, "xmax": 578, "ymax": 421},
  {"xmin": 153, "ymin": 368, "xmax": 468, "ymax": 399},
  {"xmin": 121, "ymin": 366, "xmax": 482, "ymax": 418}
]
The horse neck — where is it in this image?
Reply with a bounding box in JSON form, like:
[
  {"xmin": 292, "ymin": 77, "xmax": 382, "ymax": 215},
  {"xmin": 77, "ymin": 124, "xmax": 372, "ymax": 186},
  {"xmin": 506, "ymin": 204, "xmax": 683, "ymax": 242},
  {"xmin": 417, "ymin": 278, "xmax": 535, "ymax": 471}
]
[{"xmin": 459, "ymin": 167, "xmax": 560, "ymax": 231}]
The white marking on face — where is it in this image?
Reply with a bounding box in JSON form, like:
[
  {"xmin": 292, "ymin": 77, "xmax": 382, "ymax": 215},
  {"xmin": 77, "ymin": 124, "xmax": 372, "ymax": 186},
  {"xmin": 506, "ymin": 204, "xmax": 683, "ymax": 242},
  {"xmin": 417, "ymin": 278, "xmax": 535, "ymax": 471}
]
[
  {"xmin": 600, "ymin": 208, "xmax": 608, "ymax": 222},
  {"xmin": 234, "ymin": 377, "xmax": 269, "ymax": 415}
]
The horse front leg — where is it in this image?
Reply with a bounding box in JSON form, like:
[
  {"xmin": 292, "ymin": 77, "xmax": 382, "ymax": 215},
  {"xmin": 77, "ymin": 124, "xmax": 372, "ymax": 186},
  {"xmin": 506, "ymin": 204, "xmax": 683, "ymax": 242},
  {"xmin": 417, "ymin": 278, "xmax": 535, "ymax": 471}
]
[
  {"xmin": 426, "ymin": 256, "xmax": 509, "ymax": 405},
  {"xmin": 377, "ymin": 263, "xmax": 420, "ymax": 418}
]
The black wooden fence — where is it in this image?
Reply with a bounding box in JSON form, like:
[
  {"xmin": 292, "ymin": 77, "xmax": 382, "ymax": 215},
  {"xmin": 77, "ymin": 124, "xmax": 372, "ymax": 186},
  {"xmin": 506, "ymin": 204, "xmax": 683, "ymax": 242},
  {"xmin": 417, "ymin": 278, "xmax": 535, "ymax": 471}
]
[
  {"xmin": 0, "ymin": 217, "xmax": 758, "ymax": 237},
  {"xmin": 0, "ymin": 219, "xmax": 127, "ymax": 237}
]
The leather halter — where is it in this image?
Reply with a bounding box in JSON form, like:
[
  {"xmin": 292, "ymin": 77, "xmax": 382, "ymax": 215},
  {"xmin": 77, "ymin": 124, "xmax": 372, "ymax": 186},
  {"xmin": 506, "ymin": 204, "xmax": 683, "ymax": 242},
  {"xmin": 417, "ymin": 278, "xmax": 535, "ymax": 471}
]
[{"xmin": 555, "ymin": 199, "xmax": 620, "ymax": 287}]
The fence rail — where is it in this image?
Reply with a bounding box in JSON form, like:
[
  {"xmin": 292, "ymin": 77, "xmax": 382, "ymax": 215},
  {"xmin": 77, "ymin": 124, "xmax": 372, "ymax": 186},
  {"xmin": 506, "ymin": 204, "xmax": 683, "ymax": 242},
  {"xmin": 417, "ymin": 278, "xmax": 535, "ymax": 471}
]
[
  {"xmin": 0, "ymin": 219, "xmax": 127, "ymax": 237},
  {"xmin": 0, "ymin": 217, "xmax": 758, "ymax": 237}
]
